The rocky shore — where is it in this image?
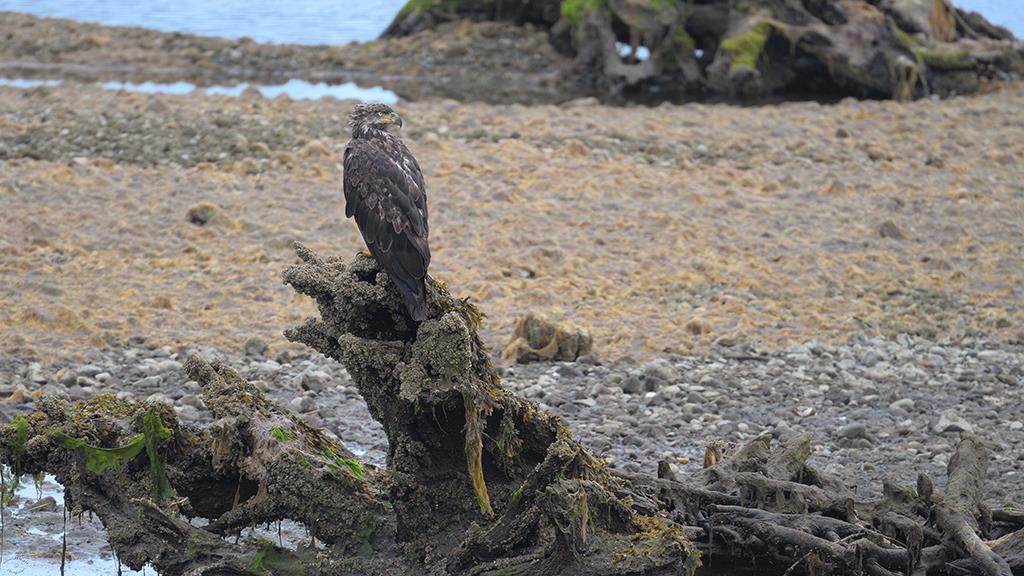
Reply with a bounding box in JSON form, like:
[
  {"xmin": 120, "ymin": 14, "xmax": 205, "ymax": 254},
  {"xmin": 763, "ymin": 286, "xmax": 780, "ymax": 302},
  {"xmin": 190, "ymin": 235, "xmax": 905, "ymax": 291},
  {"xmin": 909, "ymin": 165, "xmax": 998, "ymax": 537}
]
[
  {"xmin": 0, "ymin": 11, "xmax": 576, "ymax": 104},
  {"xmin": 1, "ymin": 334, "xmax": 1022, "ymax": 566},
  {"xmin": 1, "ymin": 10, "xmax": 1023, "ymax": 572}
]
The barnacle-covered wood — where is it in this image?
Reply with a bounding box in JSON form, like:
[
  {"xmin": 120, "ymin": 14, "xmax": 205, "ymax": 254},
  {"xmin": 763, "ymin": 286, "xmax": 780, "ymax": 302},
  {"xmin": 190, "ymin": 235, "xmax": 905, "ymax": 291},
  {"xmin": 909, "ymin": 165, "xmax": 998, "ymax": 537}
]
[
  {"xmin": 282, "ymin": 243, "xmax": 697, "ymax": 575},
  {"xmin": 383, "ymin": 0, "xmax": 1023, "ymax": 101},
  {"xmin": 0, "ymin": 357, "xmax": 389, "ymax": 575}
]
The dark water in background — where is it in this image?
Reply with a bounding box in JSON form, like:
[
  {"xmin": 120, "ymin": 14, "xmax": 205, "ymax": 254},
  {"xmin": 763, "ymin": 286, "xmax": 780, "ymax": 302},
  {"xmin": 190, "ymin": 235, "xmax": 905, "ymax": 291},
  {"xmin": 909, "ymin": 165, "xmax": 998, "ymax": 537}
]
[{"xmin": 1, "ymin": 0, "xmax": 1019, "ymax": 45}]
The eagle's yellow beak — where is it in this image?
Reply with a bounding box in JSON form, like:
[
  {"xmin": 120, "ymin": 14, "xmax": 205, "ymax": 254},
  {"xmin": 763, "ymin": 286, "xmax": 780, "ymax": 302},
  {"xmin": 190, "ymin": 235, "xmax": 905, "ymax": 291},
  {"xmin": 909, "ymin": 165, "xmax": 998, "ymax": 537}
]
[{"xmin": 381, "ymin": 112, "xmax": 403, "ymax": 128}]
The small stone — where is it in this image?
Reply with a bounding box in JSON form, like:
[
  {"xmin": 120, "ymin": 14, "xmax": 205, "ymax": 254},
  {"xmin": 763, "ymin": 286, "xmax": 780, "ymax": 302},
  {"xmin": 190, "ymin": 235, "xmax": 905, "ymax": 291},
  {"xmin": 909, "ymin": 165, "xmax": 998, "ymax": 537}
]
[
  {"xmin": 889, "ymin": 398, "xmax": 915, "ymax": 411},
  {"xmin": 186, "ymin": 202, "xmax": 220, "ymax": 226},
  {"xmin": 134, "ymin": 375, "xmax": 163, "ymax": 389},
  {"xmin": 878, "ymin": 220, "xmax": 906, "ymax": 240},
  {"xmin": 640, "ymin": 359, "xmax": 678, "ymax": 388},
  {"xmin": 620, "ymin": 374, "xmax": 643, "ymax": 395},
  {"xmin": 146, "ymin": 392, "xmax": 173, "ymax": 405},
  {"xmin": 300, "ymin": 370, "xmax": 331, "ymax": 392},
  {"xmin": 69, "ymin": 385, "xmax": 93, "ymax": 401},
  {"xmin": 244, "ymin": 337, "xmax": 268, "ymax": 358},
  {"xmin": 152, "ymin": 359, "xmax": 183, "ymax": 373},
  {"xmin": 54, "ymin": 368, "xmax": 77, "ymax": 386},
  {"xmin": 933, "ymin": 409, "xmax": 973, "ymax": 434},
  {"xmin": 174, "ymin": 405, "xmax": 200, "ymax": 423},
  {"xmin": 77, "ymin": 364, "xmax": 105, "ymax": 378},
  {"xmin": 26, "ymin": 362, "xmax": 47, "ymax": 383},
  {"xmin": 289, "ymin": 396, "xmax": 316, "ymax": 413},
  {"xmin": 836, "ymin": 422, "xmax": 867, "ymax": 439},
  {"xmin": 26, "ymin": 496, "xmax": 58, "ymax": 513},
  {"xmin": 5, "ymin": 384, "xmax": 31, "ymax": 403},
  {"xmin": 1009, "ymin": 421, "xmax": 1023, "ymax": 431},
  {"xmin": 851, "ymin": 438, "xmax": 874, "ymax": 450},
  {"xmin": 179, "ymin": 395, "xmax": 205, "ymax": 409},
  {"xmin": 561, "ymin": 97, "xmax": 600, "ymax": 108}
]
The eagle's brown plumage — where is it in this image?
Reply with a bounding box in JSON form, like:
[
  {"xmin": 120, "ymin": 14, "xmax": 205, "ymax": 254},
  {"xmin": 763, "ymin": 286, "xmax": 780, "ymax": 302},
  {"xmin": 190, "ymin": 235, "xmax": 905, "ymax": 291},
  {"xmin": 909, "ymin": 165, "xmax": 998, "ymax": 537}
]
[{"xmin": 343, "ymin": 103, "xmax": 430, "ymax": 321}]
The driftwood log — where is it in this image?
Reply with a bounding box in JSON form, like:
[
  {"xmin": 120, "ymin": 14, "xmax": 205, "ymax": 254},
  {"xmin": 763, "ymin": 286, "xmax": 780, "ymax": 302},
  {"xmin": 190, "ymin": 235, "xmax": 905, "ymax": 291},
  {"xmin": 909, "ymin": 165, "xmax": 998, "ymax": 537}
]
[
  {"xmin": 383, "ymin": 0, "xmax": 1023, "ymax": 101},
  {"xmin": 0, "ymin": 244, "xmax": 1021, "ymax": 575}
]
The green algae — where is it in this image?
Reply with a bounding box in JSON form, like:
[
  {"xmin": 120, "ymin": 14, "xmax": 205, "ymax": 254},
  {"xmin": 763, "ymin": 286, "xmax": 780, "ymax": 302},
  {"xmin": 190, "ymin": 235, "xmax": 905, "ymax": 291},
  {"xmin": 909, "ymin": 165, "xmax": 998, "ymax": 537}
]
[
  {"xmin": 561, "ymin": 0, "xmax": 606, "ymax": 27},
  {"xmin": 52, "ymin": 430, "xmax": 147, "ymax": 475},
  {"xmin": 52, "ymin": 407, "xmax": 174, "ymax": 502},
  {"xmin": 323, "ymin": 447, "xmax": 364, "ymax": 479},
  {"xmin": 915, "ymin": 48, "xmax": 973, "ymax": 70},
  {"xmin": 270, "ymin": 426, "xmax": 293, "ymax": 442},
  {"xmin": 6, "ymin": 416, "xmax": 30, "ymax": 473},
  {"xmin": 249, "ymin": 538, "xmax": 307, "ymax": 576},
  {"xmin": 143, "ymin": 409, "xmax": 174, "ymax": 503},
  {"xmin": 721, "ymin": 21, "xmax": 771, "ymax": 71}
]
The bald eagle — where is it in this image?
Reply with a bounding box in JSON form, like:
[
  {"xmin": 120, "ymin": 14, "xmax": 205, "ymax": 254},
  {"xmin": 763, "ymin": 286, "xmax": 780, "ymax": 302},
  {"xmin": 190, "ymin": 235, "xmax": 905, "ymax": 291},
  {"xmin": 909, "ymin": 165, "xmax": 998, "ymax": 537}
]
[{"xmin": 343, "ymin": 103, "xmax": 430, "ymax": 321}]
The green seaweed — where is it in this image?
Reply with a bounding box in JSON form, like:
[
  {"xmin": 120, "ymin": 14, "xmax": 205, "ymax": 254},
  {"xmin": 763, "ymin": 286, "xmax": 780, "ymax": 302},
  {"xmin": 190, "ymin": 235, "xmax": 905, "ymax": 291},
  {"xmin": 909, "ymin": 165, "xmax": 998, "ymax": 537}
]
[
  {"xmin": 395, "ymin": 0, "xmax": 477, "ymax": 19},
  {"xmin": 6, "ymin": 416, "xmax": 30, "ymax": 473},
  {"xmin": 561, "ymin": 0, "xmax": 606, "ymax": 27},
  {"xmin": 270, "ymin": 426, "xmax": 293, "ymax": 442},
  {"xmin": 52, "ymin": 430, "xmax": 147, "ymax": 475},
  {"xmin": 720, "ymin": 21, "xmax": 771, "ymax": 72},
  {"xmin": 52, "ymin": 408, "xmax": 174, "ymax": 502},
  {"xmin": 248, "ymin": 538, "xmax": 307, "ymax": 576},
  {"xmin": 893, "ymin": 26, "xmax": 917, "ymax": 48},
  {"xmin": 142, "ymin": 409, "xmax": 174, "ymax": 503},
  {"xmin": 914, "ymin": 48, "xmax": 972, "ymax": 70},
  {"xmin": 323, "ymin": 447, "xmax": 364, "ymax": 479}
]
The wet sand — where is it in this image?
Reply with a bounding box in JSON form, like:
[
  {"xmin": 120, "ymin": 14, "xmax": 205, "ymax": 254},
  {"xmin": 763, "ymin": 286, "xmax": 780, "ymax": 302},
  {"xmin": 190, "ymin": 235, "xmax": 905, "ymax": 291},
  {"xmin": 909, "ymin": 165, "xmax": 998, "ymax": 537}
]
[{"xmin": 1, "ymin": 82, "xmax": 1023, "ymax": 361}]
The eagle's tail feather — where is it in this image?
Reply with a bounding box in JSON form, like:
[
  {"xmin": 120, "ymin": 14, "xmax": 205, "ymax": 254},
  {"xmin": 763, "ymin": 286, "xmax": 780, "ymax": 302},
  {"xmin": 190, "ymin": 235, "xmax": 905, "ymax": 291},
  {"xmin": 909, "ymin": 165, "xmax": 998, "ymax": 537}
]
[{"xmin": 394, "ymin": 275, "xmax": 427, "ymax": 322}]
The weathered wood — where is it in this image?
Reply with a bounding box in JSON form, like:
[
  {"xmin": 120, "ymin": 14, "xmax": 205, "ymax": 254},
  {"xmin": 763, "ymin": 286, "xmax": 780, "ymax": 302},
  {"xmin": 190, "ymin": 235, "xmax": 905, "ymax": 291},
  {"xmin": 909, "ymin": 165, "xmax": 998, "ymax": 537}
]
[{"xmin": 383, "ymin": 0, "xmax": 1023, "ymax": 102}]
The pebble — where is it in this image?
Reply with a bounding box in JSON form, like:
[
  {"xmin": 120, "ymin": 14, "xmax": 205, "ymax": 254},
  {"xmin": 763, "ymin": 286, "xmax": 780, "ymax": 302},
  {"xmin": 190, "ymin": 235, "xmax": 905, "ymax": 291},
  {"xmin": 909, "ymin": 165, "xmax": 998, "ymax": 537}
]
[
  {"xmin": 933, "ymin": 410, "xmax": 973, "ymax": 434},
  {"xmin": 889, "ymin": 398, "xmax": 915, "ymax": 411},
  {"xmin": 0, "ymin": 333, "xmax": 1021, "ymax": 512},
  {"xmin": 290, "ymin": 396, "xmax": 316, "ymax": 413},
  {"xmin": 134, "ymin": 375, "xmax": 163, "ymax": 388},
  {"xmin": 146, "ymin": 392, "xmax": 173, "ymax": 405},
  {"xmin": 836, "ymin": 423, "xmax": 867, "ymax": 439}
]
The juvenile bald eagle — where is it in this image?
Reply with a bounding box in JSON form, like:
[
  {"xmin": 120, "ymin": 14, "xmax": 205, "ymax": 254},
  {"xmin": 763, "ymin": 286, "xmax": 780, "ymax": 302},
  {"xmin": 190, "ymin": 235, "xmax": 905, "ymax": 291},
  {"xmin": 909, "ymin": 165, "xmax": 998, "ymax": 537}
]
[{"xmin": 344, "ymin": 103, "xmax": 430, "ymax": 321}]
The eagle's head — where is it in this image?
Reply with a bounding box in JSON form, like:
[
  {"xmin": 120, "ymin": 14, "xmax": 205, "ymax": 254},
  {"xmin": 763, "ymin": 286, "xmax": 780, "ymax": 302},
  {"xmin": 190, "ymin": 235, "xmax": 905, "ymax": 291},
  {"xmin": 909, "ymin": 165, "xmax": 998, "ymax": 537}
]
[{"xmin": 349, "ymin": 103, "xmax": 403, "ymax": 137}]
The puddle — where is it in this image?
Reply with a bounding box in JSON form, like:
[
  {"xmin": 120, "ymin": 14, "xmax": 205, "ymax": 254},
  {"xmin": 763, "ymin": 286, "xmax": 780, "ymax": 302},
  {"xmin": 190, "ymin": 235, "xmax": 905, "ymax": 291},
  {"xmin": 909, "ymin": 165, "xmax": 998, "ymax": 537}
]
[
  {"xmin": 1, "ymin": 469, "xmax": 314, "ymax": 575},
  {"xmin": 0, "ymin": 78, "xmax": 62, "ymax": 89},
  {"xmin": 1, "ymin": 471, "xmax": 148, "ymax": 576},
  {"xmin": 0, "ymin": 77, "xmax": 398, "ymax": 103}
]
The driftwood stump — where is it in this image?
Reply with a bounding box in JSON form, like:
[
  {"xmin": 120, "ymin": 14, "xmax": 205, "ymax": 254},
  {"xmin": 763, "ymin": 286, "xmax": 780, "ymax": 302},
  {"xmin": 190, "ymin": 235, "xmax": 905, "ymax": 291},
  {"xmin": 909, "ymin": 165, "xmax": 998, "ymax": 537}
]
[
  {"xmin": 1, "ymin": 244, "xmax": 1022, "ymax": 575},
  {"xmin": 383, "ymin": 0, "xmax": 1023, "ymax": 101}
]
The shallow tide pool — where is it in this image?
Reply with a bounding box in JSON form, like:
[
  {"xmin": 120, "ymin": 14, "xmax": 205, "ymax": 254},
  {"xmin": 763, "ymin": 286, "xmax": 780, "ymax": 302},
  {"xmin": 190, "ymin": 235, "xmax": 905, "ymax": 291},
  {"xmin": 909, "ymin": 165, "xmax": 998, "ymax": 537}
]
[{"xmin": 0, "ymin": 77, "xmax": 398, "ymax": 103}]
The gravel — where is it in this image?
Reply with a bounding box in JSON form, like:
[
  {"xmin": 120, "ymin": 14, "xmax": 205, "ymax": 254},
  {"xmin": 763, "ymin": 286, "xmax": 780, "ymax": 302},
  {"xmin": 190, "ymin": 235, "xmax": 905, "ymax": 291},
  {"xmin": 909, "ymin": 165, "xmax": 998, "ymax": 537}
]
[{"xmin": 3, "ymin": 334, "xmax": 1022, "ymax": 508}]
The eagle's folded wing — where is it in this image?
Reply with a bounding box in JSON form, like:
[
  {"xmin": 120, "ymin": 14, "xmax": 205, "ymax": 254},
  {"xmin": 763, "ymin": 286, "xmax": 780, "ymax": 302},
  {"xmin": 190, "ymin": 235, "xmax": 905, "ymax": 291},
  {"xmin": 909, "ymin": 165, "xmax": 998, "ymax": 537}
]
[{"xmin": 343, "ymin": 139, "xmax": 430, "ymax": 319}]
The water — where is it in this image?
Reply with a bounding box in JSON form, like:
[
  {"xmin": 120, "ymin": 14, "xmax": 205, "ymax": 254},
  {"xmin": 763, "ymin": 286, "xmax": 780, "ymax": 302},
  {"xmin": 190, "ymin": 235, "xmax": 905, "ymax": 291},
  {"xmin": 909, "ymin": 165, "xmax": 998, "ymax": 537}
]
[
  {"xmin": 1, "ymin": 472, "xmax": 149, "ymax": 575},
  {"xmin": 0, "ymin": 0, "xmax": 408, "ymax": 45},
  {"xmin": 0, "ymin": 77, "xmax": 398, "ymax": 103},
  {"xmin": 0, "ymin": 0, "xmax": 1018, "ymax": 44}
]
